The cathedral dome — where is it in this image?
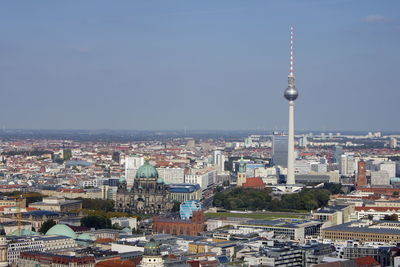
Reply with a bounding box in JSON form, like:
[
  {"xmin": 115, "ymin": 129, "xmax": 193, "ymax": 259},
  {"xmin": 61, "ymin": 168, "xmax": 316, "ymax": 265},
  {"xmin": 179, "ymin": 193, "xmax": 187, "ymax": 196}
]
[{"xmin": 135, "ymin": 161, "xmax": 158, "ymax": 179}]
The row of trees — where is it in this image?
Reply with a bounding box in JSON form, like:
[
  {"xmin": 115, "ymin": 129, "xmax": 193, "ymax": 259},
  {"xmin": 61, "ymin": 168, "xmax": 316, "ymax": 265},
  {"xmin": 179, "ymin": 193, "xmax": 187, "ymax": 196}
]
[
  {"xmin": 80, "ymin": 198, "xmax": 115, "ymax": 212},
  {"xmin": 213, "ymin": 186, "xmax": 334, "ymax": 211}
]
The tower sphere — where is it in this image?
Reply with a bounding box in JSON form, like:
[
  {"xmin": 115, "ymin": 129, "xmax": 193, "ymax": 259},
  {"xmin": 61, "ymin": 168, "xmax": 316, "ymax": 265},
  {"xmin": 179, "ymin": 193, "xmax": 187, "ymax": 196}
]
[{"xmin": 284, "ymin": 85, "xmax": 298, "ymax": 101}]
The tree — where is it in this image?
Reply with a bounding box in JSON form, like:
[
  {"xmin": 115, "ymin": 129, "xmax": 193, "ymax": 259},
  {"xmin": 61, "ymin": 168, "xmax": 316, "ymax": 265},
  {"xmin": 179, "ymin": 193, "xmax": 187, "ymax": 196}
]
[
  {"xmin": 39, "ymin": 219, "xmax": 56, "ymax": 234},
  {"xmin": 393, "ymin": 191, "xmax": 399, "ymax": 197},
  {"xmin": 222, "ymin": 180, "xmax": 230, "ymax": 187},
  {"xmin": 81, "ymin": 198, "xmax": 115, "ymax": 212},
  {"xmin": 172, "ymin": 201, "xmax": 181, "ymax": 213},
  {"xmin": 63, "ymin": 149, "xmax": 72, "ymax": 161},
  {"xmin": 81, "ymin": 215, "xmax": 112, "ymax": 229},
  {"xmin": 383, "ymin": 214, "xmax": 398, "ymax": 221}
]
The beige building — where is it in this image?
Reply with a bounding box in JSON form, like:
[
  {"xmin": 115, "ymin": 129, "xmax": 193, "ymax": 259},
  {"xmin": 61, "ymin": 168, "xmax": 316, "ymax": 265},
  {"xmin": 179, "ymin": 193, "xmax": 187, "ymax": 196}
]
[
  {"xmin": 40, "ymin": 189, "xmax": 102, "ymax": 199},
  {"xmin": 322, "ymin": 220, "xmax": 400, "ymax": 244},
  {"xmin": 29, "ymin": 197, "xmax": 82, "ymax": 212},
  {"xmin": 0, "ymin": 197, "xmax": 26, "ymax": 208},
  {"xmin": 312, "ymin": 205, "xmax": 354, "ymax": 228}
]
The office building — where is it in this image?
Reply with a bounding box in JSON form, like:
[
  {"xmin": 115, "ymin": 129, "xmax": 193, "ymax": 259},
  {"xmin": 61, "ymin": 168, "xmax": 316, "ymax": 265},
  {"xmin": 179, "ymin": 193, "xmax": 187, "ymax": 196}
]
[
  {"xmin": 185, "ymin": 168, "xmax": 216, "ymax": 190},
  {"xmin": 390, "ymin": 137, "xmax": 398, "ymax": 149},
  {"xmin": 272, "ymin": 134, "xmax": 288, "ymax": 168},
  {"xmin": 239, "ymin": 219, "xmax": 323, "ymax": 243},
  {"xmin": 29, "ymin": 197, "xmax": 82, "ymax": 212},
  {"xmin": 322, "ymin": 220, "xmax": 400, "ymax": 243},
  {"xmin": 371, "ymin": 171, "xmax": 390, "ymax": 186},
  {"xmin": 380, "ymin": 161, "xmax": 396, "ymax": 178},
  {"xmin": 213, "ymin": 150, "xmax": 225, "ymax": 174},
  {"xmin": 125, "ymin": 155, "xmax": 144, "ymax": 186},
  {"xmin": 334, "ymin": 146, "xmax": 343, "ymax": 164},
  {"xmin": 156, "ymin": 167, "xmax": 185, "ymax": 184}
]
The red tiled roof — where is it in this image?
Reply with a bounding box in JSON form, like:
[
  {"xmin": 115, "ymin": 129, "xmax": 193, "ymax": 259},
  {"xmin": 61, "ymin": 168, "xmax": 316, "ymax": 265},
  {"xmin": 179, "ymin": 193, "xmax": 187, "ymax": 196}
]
[
  {"xmin": 354, "ymin": 256, "xmax": 380, "ymax": 267},
  {"xmin": 96, "ymin": 259, "xmax": 136, "ymax": 267},
  {"xmin": 96, "ymin": 238, "xmax": 114, "ymax": 244},
  {"xmin": 242, "ymin": 177, "xmax": 265, "ymax": 189}
]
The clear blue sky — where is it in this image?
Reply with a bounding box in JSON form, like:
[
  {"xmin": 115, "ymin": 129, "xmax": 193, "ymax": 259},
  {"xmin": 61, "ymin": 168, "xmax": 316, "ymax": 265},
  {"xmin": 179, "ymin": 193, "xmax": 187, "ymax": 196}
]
[{"xmin": 0, "ymin": 0, "xmax": 399, "ymax": 131}]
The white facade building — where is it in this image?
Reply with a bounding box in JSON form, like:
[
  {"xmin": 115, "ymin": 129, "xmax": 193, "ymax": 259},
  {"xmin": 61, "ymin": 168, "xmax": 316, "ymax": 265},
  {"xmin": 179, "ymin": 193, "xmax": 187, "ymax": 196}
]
[
  {"xmin": 7, "ymin": 236, "xmax": 77, "ymax": 265},
  {"xmin": 380, "ymin": 161, "xmax": 396, "ymax": 179},
  {"xmin": 125, "ymin": 155, "xmax": 144, "ymax": 186},
  {"xmin": 185, "ymin": 169, "xmax": 216, "ymax": 190},
  {"xmin": 156, "ymin": 167, "xmax": 185, "ymax": 184},
  {"xmin": 371, "ymin": 170, "xmax": 390, "ymax": 186},
  {"xmin": 111, "ymin": 217, "xmax": 137, "ymax": 230}
]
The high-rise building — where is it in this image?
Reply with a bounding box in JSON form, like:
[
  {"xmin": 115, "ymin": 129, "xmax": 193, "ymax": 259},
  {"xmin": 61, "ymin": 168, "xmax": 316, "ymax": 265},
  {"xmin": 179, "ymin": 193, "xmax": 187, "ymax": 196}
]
[
  {"xmin": 284, "ymin": 26, "xmax": 299, "ymax": 185},
  {"xmin": 356, "ymin": 160, "xmax": 367, "ymax": 187},
  {"xmin": 379, "ymin": 161, "xmax": 396, "ymax": 178},
  {"xmin": 340, "ymin": 154, "xmax": 355, "ymax": 175},
  {"xmin": 125, "ymin": 154, "xmax": 144, "ymax": 186},
  {"xmin": 390, "ymin": 137, "xmax": 398, "ymax": 149},
  {"xmin": 213, "ymin": 150, "xmax": 225, "ymax": 174},
  {"xmin": 299, "ymin": 135, "xmax": 308, "ymax": 148},
  {"xmin": 272, "ymin": 134, "xmax": 288, "ymax": 168},
  {"xmin": 333, "ymin": 146, "xmax": 343, "ymax": 164}
]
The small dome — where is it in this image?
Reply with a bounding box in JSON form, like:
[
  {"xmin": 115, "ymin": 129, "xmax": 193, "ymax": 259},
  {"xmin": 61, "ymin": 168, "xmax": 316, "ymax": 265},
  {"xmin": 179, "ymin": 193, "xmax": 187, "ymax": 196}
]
[
  {"xmin": 119, "ymin": 177, "xmax": 126, "ymax": 183},
  {"xmin": 45, "ymin": 224, "xmax": 77, "ymax": 239},
  {"xmin": 122, "ymin": 227, "xmax": 131, "ymax": 233},
  {"xmin": 77, "ymin": 233, "xmax": 92, "ymax": 241},
  {"xmin": 135, "ymin": 161, "xmax": 158, "ymax": 179},
  {"xmin": 156, "ymin": 177, "xmax": 164, "ymax": 183},
  {"xmin": 10, "ymin": 228, "xmax": 38, "ymax": 237}
]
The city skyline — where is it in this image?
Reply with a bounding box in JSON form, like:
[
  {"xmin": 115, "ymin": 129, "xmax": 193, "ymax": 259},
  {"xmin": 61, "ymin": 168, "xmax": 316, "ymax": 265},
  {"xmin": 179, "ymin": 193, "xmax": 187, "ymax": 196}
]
[{"xmin": 0, "ymin": 1, "xmax": 399, "ymax": 131}]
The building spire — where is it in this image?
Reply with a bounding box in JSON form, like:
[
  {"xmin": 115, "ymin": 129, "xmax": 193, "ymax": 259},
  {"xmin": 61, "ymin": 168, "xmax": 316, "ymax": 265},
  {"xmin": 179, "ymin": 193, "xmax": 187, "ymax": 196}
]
[
  {"xmin": 289, "ymin": 26, "xmax": 294, "ymax": 77},
  {"xmin": 284, "ymin": 26, "xmax": 298, "ymax": 102}
]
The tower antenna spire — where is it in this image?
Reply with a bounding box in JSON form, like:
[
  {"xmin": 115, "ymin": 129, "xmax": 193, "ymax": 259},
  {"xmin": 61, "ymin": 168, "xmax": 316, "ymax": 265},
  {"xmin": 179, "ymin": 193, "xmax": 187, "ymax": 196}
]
[{"xmin": 289, "ymin": 26, "xmax": 294, "ymax": 77}]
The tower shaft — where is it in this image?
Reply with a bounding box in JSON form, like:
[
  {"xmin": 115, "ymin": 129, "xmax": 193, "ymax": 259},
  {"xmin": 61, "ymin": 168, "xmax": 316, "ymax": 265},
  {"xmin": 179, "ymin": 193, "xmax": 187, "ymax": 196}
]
[{"xmin": 287, "ymin": 101, "xmax": 295, "ymax": 185}]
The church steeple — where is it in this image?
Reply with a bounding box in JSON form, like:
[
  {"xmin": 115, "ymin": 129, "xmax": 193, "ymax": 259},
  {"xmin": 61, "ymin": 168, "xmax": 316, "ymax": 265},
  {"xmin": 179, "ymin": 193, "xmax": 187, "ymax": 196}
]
[{"xmin": 237, "ymin": 156, "xmax": 247, "ymax": 187}]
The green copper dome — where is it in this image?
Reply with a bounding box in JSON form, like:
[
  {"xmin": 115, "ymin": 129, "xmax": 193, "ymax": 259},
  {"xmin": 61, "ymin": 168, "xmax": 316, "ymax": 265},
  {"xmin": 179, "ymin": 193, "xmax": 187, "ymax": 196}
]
[
  {"xmin": 10, "ymin": 228, "xmax": 38, "ymax": 237},
  {"xmin": 135, "ymin": 161, "xmax": 158, "ymax": 179},
  {"xmin": 45, "ymin": 224, "xmax": 77, "ymax": 239},
  {"xmin": 119, "ymin": 177, "xmax": 126, "ymax": 183},
  {"xmin": 156, "ymin": 177, "xmax": 164, "ymax": 183}
]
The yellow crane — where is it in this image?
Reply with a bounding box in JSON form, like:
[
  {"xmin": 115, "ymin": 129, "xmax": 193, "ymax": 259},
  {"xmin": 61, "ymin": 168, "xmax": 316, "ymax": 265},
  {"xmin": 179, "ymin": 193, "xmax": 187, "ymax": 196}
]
[{"xmin": 16, "ymin": 195, "xmax": 23, "ymax": 236}]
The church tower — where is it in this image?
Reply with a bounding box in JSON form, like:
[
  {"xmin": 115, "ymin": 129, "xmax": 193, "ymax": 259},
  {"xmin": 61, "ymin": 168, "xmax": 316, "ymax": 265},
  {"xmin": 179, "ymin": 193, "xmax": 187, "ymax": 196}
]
[
  {"xmin": 237, "ymin": 156, "xmax": 247, "ymax": 186},
  {"xmin": 140, "ymin": 239, "xmax": 164, "ymax": 267}
]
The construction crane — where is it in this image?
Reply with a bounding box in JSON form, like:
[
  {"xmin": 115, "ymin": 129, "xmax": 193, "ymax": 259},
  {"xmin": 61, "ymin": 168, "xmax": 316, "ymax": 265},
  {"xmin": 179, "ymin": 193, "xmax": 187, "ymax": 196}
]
[{"xmin": 16, "ymin": 195, "xmax": 23, "ymax": 236}]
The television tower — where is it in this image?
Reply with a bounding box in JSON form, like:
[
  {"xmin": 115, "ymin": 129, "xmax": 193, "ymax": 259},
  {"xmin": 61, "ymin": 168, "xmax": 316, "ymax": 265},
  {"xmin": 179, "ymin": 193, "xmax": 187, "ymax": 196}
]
[{"xmin": 284, "ymin": 26, "xmax": 298, "ymax": 185}]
